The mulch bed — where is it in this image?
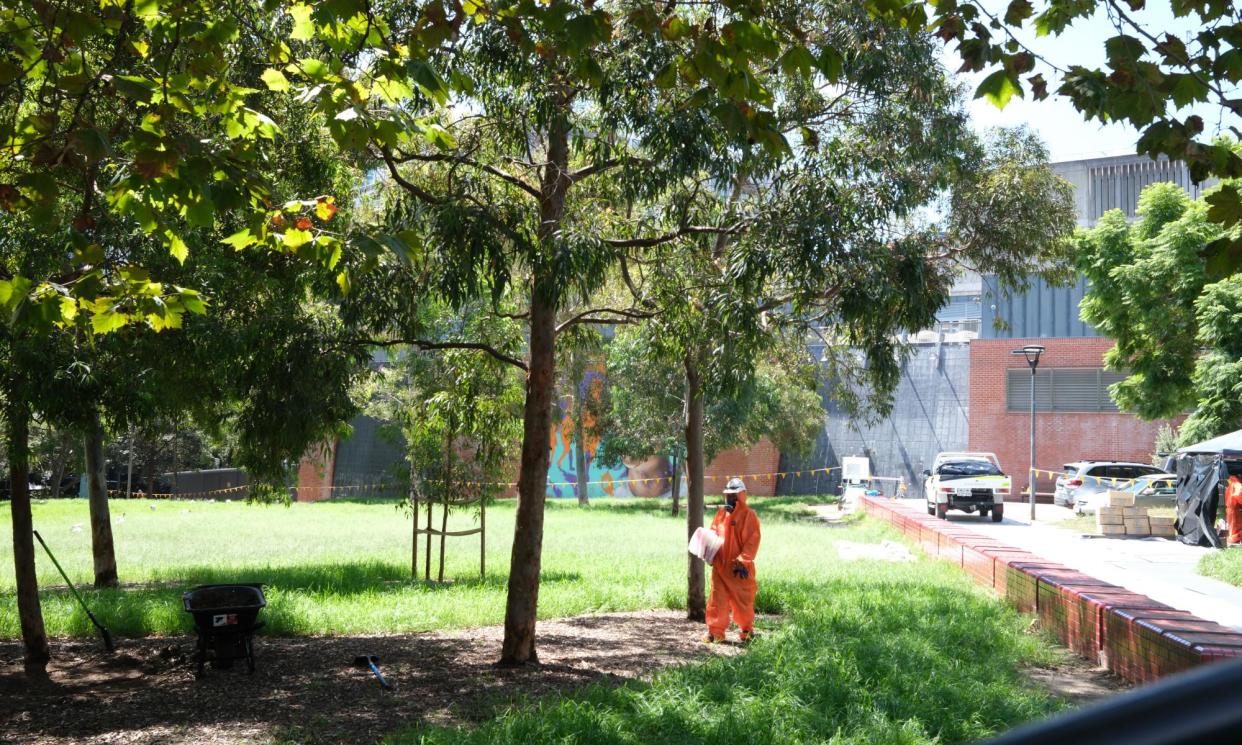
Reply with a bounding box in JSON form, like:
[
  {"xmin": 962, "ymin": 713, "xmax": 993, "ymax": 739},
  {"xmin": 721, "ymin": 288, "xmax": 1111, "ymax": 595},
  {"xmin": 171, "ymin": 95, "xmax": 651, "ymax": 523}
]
[{"xmin": 0, "ymin": 611, "xmax": 743, "ymax": 745}]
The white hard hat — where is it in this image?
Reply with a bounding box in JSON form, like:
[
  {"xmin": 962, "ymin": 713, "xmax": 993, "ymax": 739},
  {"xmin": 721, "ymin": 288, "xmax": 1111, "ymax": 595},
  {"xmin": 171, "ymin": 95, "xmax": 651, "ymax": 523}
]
[{"xmin": 723, "ymin": 477, "xmax": 747, "ymax": 494}]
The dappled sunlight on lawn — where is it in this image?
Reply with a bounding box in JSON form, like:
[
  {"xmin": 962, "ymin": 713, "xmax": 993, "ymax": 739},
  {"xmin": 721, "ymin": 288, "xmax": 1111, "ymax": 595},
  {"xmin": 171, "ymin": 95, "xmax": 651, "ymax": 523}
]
[{"xmin": 2, "ymin": 498, "xmax": 1075, "ymax": 743}]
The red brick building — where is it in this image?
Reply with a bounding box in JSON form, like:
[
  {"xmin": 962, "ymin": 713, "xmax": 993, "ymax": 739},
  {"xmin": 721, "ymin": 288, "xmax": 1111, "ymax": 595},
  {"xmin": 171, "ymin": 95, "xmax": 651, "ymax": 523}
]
[
  {"xmin": 704, "ymin": 439, "xmax": 782, "ymax": 497},
  {"xmin": 296, "ymin": 439, "xmax": 337, "ymax": 502},
  {"xmin": 969, "ymin": 336, "xmax": 1179, "ymax": 499}
]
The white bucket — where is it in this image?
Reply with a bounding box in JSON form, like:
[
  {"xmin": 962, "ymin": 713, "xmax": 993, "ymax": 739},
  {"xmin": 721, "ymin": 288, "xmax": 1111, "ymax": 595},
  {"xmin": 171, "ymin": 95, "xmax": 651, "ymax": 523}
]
[{"xmin": 687, "ymin": 527, "xmax": 723, "ymax": 563}]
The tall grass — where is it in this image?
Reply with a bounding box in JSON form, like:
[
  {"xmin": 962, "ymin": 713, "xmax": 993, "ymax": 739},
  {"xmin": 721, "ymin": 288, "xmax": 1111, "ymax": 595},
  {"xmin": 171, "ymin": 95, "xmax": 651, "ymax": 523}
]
[{"xmin": 392, "ymin": 565, "xmax": 1065, "ymax": 744}]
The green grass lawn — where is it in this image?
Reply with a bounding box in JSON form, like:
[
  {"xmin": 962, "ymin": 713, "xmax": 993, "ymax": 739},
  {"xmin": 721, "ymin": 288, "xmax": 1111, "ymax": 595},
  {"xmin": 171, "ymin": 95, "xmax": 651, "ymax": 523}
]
[
  {"xmin": 1200, "ymin": 547, "xmax": 1242, "ymax": 588},
  {"xmin": 0, "ymin": 495, "xmax": 833, "ymax": 638},
  {"xmin": 2, "ymin": 494, "xmax": 1072, "ymax": 743}
]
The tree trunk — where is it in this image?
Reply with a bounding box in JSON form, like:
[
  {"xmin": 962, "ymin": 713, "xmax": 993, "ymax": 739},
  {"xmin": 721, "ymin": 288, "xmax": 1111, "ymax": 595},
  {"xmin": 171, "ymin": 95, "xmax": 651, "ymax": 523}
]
[
  {"xmin": 500, "ymin": 285, "xmax": 557, "ymax": 665},
  {"xmin": 49, "ymin": 430, "xmax": 72, "ymax": 500},
  {"xmin": 574, "ymin": 388, "xmax": 590, "ymax": 506},
  {"xmin": 410, "ymin": 474, "xmax": 419, "ymax": 580},
  {"xmin": 7, "ymin": 395, "xmax": 50, "ymax": 680},
  {"xmin": 670, "ymin": 450, "xmax": 681, "ymax": 517},
  {"xmin": 172, "ymin": 420, "xmax": 180, "ymax": 493},
  {"xmin": 438, "ymin": 428, "xmax": 452, "ymax": 583},
  {"xmin": 425, "ymin": 497, "xmax": 433, "ymax": 581},
  {"xmin": 84, "ymin": 412, "xmax": 118, "ymax": 588},
  {"xmin": 500, "ymin": 109, "xmax": 571, "ymax": 666},
  {"xmin": 144, "ymin": 453, "xmax": 155, "ymax": 497},
  {"xmin": 684, "ymin": 351, "xmax": 706, "ymax": 622},
  {"xmin": 125, "ymin": 425, "xmax": 134, "ymax": 499}
]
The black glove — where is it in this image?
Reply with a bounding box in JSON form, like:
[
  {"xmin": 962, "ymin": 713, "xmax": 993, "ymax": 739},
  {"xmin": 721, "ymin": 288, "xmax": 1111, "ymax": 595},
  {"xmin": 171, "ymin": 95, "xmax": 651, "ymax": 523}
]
[{"xmin": 732, "ymin": 564, "xmax": 749, "ymax": 580}]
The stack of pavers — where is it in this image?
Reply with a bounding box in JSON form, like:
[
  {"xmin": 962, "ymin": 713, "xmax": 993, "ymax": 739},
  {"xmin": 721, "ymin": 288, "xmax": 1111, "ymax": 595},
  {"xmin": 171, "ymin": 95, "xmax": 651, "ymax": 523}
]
[{"xmin": 1096, "ymin": 490, "xmax": 1177, "ymax": 538}]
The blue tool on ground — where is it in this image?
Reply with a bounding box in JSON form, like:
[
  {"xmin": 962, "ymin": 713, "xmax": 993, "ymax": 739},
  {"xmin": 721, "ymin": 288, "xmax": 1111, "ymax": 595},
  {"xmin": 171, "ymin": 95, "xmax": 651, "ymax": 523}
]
[{"xmin": 353, "ymin": 654, "xmax": 392, "ymax": 689}]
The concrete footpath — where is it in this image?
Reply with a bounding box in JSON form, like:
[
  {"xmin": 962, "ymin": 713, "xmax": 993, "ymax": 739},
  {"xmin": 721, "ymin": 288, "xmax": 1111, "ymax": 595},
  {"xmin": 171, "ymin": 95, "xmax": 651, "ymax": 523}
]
[{"xmin": 899, "ymin": 498, "xmax": 1242, "ymax": 632}]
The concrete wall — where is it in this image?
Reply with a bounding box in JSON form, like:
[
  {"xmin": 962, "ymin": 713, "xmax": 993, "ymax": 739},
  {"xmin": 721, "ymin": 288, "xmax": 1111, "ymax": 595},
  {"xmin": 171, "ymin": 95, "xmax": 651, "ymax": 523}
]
[{"xmin": 330, "ymin": 415, "xmax": 407, "ymax": 497}]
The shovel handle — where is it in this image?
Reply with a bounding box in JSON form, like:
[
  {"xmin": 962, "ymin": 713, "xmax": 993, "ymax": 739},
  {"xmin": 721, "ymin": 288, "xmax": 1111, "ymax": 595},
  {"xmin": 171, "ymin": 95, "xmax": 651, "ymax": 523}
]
[{"xmin": 366, "ymin": 659, "xmax": 391, "ymax": 689}]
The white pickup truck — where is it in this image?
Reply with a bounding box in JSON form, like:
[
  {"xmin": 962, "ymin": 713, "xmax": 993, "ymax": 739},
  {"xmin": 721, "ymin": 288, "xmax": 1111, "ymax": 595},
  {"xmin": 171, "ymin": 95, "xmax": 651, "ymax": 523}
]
[{"xmin": 922, "ymin": 452, "xmax": 1010, "ymax": 521}]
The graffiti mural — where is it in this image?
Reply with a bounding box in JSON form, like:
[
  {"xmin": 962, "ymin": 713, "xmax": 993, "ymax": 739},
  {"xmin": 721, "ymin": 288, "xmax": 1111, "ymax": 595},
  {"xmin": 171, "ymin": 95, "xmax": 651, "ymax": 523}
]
[
  {"xmin": 546, "ymin": 366, "xmax": 677, "ymax": 498},
  {"xmin": 329, "ymin": 366, "xmax": 682, "ymax": 499}
]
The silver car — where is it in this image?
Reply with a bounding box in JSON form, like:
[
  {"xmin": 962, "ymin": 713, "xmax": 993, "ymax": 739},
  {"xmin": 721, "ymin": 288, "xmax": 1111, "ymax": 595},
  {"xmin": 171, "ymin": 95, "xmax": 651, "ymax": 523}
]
[{"xmin": 1053, "ymin": 461, "xmax": 1167, "ymax": 508}]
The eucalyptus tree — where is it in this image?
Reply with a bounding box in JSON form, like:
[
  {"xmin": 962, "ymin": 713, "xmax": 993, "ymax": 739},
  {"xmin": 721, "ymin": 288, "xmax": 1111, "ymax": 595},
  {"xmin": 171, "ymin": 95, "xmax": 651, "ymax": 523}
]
[
  {"xmin": 279, "ymin": 0, "xmax": 841, "ymax": 664},
  {"xmin": 594, "ymin": 8, "xmax": 1076, "ymax": 612},
  {"xmin": 597, "ymin": 323, "xmax": 822, "ymax": 516}
]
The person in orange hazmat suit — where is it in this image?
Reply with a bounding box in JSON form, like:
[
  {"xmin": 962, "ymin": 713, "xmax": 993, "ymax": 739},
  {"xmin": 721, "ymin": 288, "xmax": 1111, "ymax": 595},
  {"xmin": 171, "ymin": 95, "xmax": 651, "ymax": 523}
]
[
  {"xmin": 1227, "ymin": 475, "xmax": 1242, "ymax": 546},
  {"xmin": 704, "ymin": 477, "xmax": 761, "ymax": 643}
]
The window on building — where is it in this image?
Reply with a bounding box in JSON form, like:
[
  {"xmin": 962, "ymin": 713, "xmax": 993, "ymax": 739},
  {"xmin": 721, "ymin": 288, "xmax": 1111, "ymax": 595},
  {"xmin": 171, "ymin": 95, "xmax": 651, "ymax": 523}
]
[{"xmin": 1005, "ymin": 368, "xmax": 1128, "ymax": 412}]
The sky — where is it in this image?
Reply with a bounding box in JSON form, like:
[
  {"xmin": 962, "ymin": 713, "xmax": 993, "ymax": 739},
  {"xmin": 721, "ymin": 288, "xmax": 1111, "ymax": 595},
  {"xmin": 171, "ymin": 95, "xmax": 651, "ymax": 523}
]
[{"xmin": 943, "ymin": 2, "xmax": 1229, "ymax": 163}]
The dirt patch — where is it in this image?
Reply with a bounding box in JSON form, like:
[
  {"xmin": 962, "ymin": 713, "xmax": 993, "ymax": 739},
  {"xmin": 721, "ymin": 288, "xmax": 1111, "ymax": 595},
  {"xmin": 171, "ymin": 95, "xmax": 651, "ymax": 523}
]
[
  {"xmin": 1023, "ymin": 653, "xmax": 1132, "ymax": 707},
  {"xmin": 0, "ymin": 611, "xmax": 742, "ymax": 745}
]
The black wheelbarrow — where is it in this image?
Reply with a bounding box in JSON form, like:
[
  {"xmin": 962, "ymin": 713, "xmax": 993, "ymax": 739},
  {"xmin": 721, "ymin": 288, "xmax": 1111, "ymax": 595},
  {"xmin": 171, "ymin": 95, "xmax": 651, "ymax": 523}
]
[{"xmin": 182, "ymin": 584, "xmax": 266, "ymax": 675}]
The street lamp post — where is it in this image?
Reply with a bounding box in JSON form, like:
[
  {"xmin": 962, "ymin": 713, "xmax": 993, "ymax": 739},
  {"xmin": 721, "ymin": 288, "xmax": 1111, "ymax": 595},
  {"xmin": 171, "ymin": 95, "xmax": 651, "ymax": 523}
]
[{"xmin": 1012, "ymin": 345, "xmax": 1045, "ymax": 521}]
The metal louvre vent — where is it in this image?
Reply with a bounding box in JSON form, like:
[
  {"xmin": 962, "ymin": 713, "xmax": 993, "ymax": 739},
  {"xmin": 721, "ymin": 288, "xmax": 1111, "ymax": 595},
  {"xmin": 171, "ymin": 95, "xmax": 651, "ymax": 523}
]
[{"xmin": 1006, "ymin": 368, "xmax": 1127, "ymax": 412}]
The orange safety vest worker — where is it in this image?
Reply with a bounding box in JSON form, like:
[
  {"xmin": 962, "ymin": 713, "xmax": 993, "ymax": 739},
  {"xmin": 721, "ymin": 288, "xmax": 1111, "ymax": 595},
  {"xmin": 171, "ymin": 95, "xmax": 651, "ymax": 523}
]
[
  {"xmin": 705, "ymin": 478, "xmax": 761, "ymax": 643},
  {"xmin": 1227, "ymin": 476, "xmax": 1242, "ymax": 546}
]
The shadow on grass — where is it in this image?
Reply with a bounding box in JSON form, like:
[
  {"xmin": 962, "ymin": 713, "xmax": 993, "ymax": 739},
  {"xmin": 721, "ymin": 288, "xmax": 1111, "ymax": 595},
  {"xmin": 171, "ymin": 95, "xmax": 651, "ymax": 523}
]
[
  {"xmin": 13, "ymin": 562, "xmax": 583, "ymax": 638},
  {"xmin": 393, "ymin": 575, "xmax": 1068, "ymax": 745}
]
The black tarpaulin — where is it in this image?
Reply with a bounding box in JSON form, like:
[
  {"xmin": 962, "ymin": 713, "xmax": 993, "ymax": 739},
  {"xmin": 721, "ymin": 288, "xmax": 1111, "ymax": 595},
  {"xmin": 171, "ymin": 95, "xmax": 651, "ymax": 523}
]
[{"xmin": 1175, "ymin": 455, "xmax": 1224, "ymax": 548}]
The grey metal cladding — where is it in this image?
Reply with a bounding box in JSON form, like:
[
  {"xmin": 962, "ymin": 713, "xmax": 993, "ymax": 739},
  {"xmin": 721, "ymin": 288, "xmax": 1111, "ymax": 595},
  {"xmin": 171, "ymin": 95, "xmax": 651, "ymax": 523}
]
[
  {"xmin": 1005, "ymin": 368, "xmax": 1125, "ymax": 413},
  {"xmin": 981, "ymin": 274, "xmax": 1097, "ymax": 340},
  {"xmin": 778, "ymin": 342, "xmax": 971, "ymax": 495},
  {"xmin": 331, "ymin": 414, "xmax": 407, "ymax": 493}
]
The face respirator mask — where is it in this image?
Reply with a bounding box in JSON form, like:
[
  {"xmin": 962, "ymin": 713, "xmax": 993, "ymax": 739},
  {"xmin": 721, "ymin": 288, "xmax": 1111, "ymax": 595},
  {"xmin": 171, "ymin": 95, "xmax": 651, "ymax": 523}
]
[{"xmin": 726, "ymin": 494, "xmax": 738, "ymax": 513}]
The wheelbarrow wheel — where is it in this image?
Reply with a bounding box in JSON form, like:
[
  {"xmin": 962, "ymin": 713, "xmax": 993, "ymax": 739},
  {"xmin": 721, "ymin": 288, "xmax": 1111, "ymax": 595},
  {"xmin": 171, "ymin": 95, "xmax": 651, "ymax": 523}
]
[{"xmin": 246, "ymin": 638, "xmax": 256, "ymax": 674}]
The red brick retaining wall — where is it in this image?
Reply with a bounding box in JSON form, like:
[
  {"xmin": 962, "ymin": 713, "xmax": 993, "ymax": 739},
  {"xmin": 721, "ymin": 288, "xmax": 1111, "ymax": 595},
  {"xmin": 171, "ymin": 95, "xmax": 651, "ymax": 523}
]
[{"xmin": 861, "ymin": 496, "xmax": 1242, "ymax": 684}]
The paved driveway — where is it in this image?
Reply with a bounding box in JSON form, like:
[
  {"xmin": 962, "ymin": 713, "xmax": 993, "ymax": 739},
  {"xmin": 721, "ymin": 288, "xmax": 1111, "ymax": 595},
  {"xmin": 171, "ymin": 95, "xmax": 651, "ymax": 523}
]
[{"xmin": 896, "ymin": 498, "xmax": 1242, "ymax": 631}]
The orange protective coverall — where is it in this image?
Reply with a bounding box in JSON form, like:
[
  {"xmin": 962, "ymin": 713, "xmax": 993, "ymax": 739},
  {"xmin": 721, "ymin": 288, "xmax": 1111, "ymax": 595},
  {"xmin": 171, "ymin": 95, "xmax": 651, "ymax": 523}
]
[
  {"xmin": 706, "ymin": 492, "xmax": 761, "ymax": 639},
  {"xmin": 1227, "ymin": 476, "xmax": 1242, "ymax": 546}
]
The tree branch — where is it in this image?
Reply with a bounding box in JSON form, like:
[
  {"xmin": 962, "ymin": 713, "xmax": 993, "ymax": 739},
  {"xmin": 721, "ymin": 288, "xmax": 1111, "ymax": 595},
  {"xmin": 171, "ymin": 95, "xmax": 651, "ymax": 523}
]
[
  {"xmin": 491, "ymin": 309, "xmax": 530, "ymax": 320},
  {"xmin": 555, "ymin": 306, "xmax": 655, "ymax": 335},
  {"xmin": 568, "ymin": 155, "xmax": 654, "ymax": 183},
  {"xmin": 757, "ymin": 285, "xmax": 842, "ymax": 313},
  {"xmin": 619, "ymin": 254, "xmax": 658, "ymax": 310},
  {"xmin": 601, "ymin": 223, "xmax": 747, "ymax": 249},
  {"xmin": 390, "ymin": 149, "xmax": 541, "ymax": 199},
  {"xmin": 348, "ymin": 337, "xmax": 528, "ymax": 371},
  {"xmin": 376, "ymin": 146, "xmax": 443, "ymax": 205}
]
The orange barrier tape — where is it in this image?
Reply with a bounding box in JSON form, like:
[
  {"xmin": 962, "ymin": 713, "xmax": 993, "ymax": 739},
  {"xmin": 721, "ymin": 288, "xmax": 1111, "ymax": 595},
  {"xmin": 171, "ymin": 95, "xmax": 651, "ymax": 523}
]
[{"xmin": 96, "ymin": 465, "xmax": 910, "ymax": 499}]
